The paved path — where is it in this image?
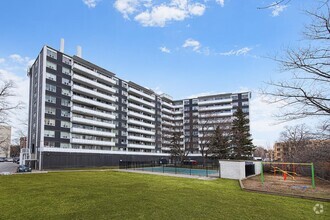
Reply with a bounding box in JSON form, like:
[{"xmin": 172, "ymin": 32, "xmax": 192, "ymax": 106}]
[{"xmin": 0, "ymin": 162, "xmax": 18, "ymax": 173}]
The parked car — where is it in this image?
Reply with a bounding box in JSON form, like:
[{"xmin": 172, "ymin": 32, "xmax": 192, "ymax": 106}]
[
  {"xmin": 159, "ymin": 158, "xmax": 168, "ymax": 164},
  {"xmin": 17, "ymin": 165, "xmax": 32, "ymax": 173},
  {"xmin": 182, "ymin": 160, "xmax": 198, "ymax": 165},
  {"xmin": 0, "ymin": 157, "xmax": 5, "ymax": 162},
  {"xmin": 13, "ymin": 157, "xmax": 20, "ymax": 164}
]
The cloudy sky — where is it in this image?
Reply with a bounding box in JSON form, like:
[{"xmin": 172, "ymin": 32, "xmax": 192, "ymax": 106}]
[{"xmin": 0, "ymin": 0, "xmax": 320, "ymax": 147}]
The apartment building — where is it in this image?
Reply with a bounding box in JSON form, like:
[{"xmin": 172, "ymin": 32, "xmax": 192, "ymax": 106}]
[{"xmin": 26, "ymin": 43, "xmax": 251, "ymax": 169}]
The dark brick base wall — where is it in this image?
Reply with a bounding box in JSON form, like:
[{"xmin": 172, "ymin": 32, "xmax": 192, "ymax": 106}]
[{"xmin": 41, "ymin": 151, "xmax": 204, "ymax": 169}]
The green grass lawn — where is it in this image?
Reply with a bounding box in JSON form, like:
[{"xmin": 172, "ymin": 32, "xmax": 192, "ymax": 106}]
[{"xmin": 0, "ymin": 171, "xmax": 328, "ymax": 219}]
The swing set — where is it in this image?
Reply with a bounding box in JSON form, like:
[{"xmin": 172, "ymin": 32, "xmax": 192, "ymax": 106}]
[{"xmin": 260, "ymin": 162, "xmax": 316, "ymax": 188}]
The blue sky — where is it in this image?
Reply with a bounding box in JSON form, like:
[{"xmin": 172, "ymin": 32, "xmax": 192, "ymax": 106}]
[{"xmin": 0, "ymin": 0, "xmax": 320, "ymax": 146}]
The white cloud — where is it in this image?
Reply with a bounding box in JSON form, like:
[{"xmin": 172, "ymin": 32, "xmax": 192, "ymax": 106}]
[
  {"xmin": 270, "ymin": 4, "xmax": 287, "ymax": 17},
  {"xmin": 0, "ymin": 58, "xmax": 5, "ymax": 64},
  {"xmin": 114, "ymin": 0, "xmax": 140, "ymax": 19},
  {"xmin": 219, "ymin": 47, "xmax": 252, "ymax": 56},
  {"xmin": 160, "ymin": 46, "xmax": 171, "ymax": 53},
  {"xmin": 82, "ymin": 0, "xmax": 100, "ymax": 8},
  {"xmin": 115, "ymin": 0, "xmax": 206, "ymax": 27},
  {"xmin": 182, "ymin": 38, "xmax": 201, "ymax": 51},
  {"xmin": 216, "ymin": 0, "xmax": 224, "ymax": 7}
]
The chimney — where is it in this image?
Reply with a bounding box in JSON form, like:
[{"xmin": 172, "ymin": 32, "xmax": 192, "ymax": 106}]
[
  {"xmin": 60, "ymin": 38, "xmax": 65, "ymax": 53},
  {"xmin": 77, "ymin": 46, "xmax": 82, "ymax": 58}
]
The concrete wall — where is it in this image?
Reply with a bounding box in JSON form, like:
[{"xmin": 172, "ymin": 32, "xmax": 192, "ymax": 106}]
[
  {"xmin": 219, "ymin": 160, "xmax": 262, "ymax": 180},
  {"xmin": 219, "ymin": 161, "xmax": 246, "ymax": 180}
]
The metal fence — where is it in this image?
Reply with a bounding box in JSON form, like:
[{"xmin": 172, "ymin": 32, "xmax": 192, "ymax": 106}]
[{"xmin": 119, "ymin": 160, "xmax": 220, "ymax": 178}]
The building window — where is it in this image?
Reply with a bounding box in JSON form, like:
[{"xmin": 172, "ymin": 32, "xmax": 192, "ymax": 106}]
[
  {"xmin": 44, "ymin": 141, "xmax": 55, "ymax": 148},
  {"xmin": 61, "ymin": 99, "xmax": 71, "ymax": 107},
  {"xmin": 60, "ymin": 143, "xmax": 70, "ymax": 148},
  {"xmin": 192, "ymin": 99, "xmax": 198, "ymax": 104},
  {"xmin": 184, "ymin": 100, "xmax": 189, "ymax": 105},
  {"xmin": 45, "ymin": 95, "xmax": 56, "ymax": 104},
  {"xmin": 46, "ymin": 72, "xmax": 56, "ymax": 81},
  {"xmin": 61, "ymin": 121, "xmax": 71, "ymax": 128},
  {"xmin": 242, "ymin": 93, "xmax": 249, "ymax": 99},
  {"xmin": 62, "ymin": 66, "xmax": 71, "ymax": 75},
  {"xmin": 62, "ymin": 56, "xmax": 71, "ymax": 65},
  {"xmin": 232, "ymin": 95, "xmax": 238, "ymax": 100},
  {"xmin": 242, "ymin": 101, "xmax": 249, "ymax": 106},
  {"xmin": 62, "ymin": 88, "xmax": 71, "ymax": 96},
  {"xmin": 44, "ymin": 130, "xmax": 55, "ymax": 138},
  {"xmin": 61, "ymin": 110, "xmax": 70, "ymax": 117},
  {"xmin": 47, "ymin": 49, "xmax": 57, "ymax": 59},
  {"xmin": 46, "ymin": 83, "xmax": 56, "ymax": 92},
  {"xmin": 60, "ymin": 132, "xmax": 70, "ymax": 139},
  {"xmin": 45, "ymin": 106, "xmax": 56, "ymax": 115},
  {"xmin": 242, "ymin": 108, "xmax": 249, "ymax": 113},
  {"xmin": 122, "ymin": 82, "xmax": 128, "ymax": 88},
  {"xmin": 62, "ymin": 78, "xmax": 71, "ymax": 86},
  {"xmin": 46, "ymin": 61, "xmax": 57, "ymax": 70},
  {"xmin": 45, "ymin": 118, "xmax": 55, "ymax": 126}
]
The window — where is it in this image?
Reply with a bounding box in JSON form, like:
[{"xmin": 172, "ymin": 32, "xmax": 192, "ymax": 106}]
[
  {"xmin": 242, "ymin": 93, "xmax": 249, "ymax": 99},
  {"xmin": 122, "ymin": 82, "xmax": 128, "ymax": 88},
  {"xmin": 46, "ymin": 106, "xmax": 56, "ymax": 115},
  {"xmin": 44, "ymin": 130, "xmax": 55, "ymax": 138},
  {"xmin": 62, "ymin": 78, "xmax": 70, "ymax": 85},
  {"xmin": 192, "ymin": 106, "xmax": 198, "ymax": 110},
  {"xmin": 60, "ymin": 143, "xmax": 70, "ymax": 148},
  {"xmin": 45, "ymin": 118, "xmax": 55, "ymax": 126},
  {"xmin": 47, "ymin": 49, "xmax": 57, "ymax": 59},
  {"xmin": 242, "ymin": 108, "xmax": 249, "ymax": 113},
  {"xmin": 62, "ymin": 56, "xmax": 71, "ymax": 65},
  {"xmin": 46, "ymin": 83, "xmax": 56, "ymax": 92},
  {"xmin": 60, "ymin": 132, "xmax": 70, "ymax": 139},
  {"xmin": 45, "ymin": 95, "xmax": 56, "ymax": 104},
  {"xmin": 232, "ymin": 102, "xmax": 238, "ymax": 107},
  {"xmin": 192, "ymin": 99, "xmax": 198, "ymax": 104},
  {"xmin": 242, "ymin": 101, "xmax": 249, "ymax": 106},
  {"xmin": 62, "ymin": 88, "xmax": 70, "ymax": 96},
  {"xmin": 61, "ymin": 110, "xmax": 70, "ymax": 117},
  {"xmin": 232, "ymin": 95, "xmax": 238, "ymax": 100},
  {"xmin": 61, "ymin": 99, "xmax": 71, "ymax": 107},
  {"xmin": 184, "ymin": 100, "xmax": 189, "ymax": 105},
  {"xmin": 46, "ymin": 61, "xmax": 57, "ymax": 70},
  {"xmin": 46, "ymin": 72, "xmax": 56, "ymax": 81},
  {"xmin": 44, "ymin": 141, "xmax": 55, "ymax": 148},
  {"xmin": 62, "ymin": 66, "xmax": 71, "ymax": 75},
  {"xmin": 61, "ymin": 121, "xmax": 71, "ymax": 128}
]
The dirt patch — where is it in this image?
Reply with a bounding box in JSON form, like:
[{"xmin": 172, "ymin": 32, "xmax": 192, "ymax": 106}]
[{"xmin": 242, "ymin": 174, "xmax": 330, "ymax": 200}]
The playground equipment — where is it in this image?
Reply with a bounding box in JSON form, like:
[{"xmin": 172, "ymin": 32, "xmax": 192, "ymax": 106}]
[{"xmin": 260, "ymin": 162, "xmax": 315, "ymax": 188}]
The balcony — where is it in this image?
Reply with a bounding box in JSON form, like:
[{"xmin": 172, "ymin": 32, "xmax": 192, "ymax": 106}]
[
  {"xmin": 128, "ymin": 111, "xmax": 155, "ymax": 122},
  {"xmin": 127, "ymin": 135, "xmax": 155, "ymax": 142},
  {"xmin": 71, "ymin": 138, "xmax": 115, "ymax": 146},
  {"xmin": 127, "ymin": 127, "xmax": 155, "ymax": 135},
  {"xmin": 162, "ymin": 114, "xmax": 174, "ymax": 121},
  {"xmin": 199, "ymin": 105, "xmax": 232, "ymax": 111},
  {"xmin": 72, "ymin": 95, "xmax": 115, "ymax": 111},
  {"xmin": 128, "ymin": 103, "xmax": 155, "ymax": 115},
  {"xmin": 162, "ymin": 101, "xmax": 174, "ymax": 108},
  {"xmin": 198, "ymin": 98, "xmax": 232, "ymax": 105},
  {"xmin": 162, "ymin": 108, "xmax": 173, "ymax": 114},
  {"xmin": 128, "ymin": 95, "xmax": 154, "ymax": 108},
  {"xmin": 72, "ymin": 127, "xmax": 116, "ymax": 137},
  {"xmin": 73, "ymin": 63, "xmax": 117, "ymax": 85},
  {"xmin": 72, "ymin": 116, "xmax": 115, "ymax": 129},
  {"xmin": 72, "ymin": 105, "xmax": 115, "ymax": 120},
  {"xmin": 72, "ymin": 84, "xmax": 116, "ymax": 102},
  {"xmin": 127, "ymin": 119, "xmax": 154, "ymax": 128},
  {"xmin": 127, "ymin": 144, "xmax": 155, "ymax": 150},
  {"xmin": 128, "ymin": 87, "xmax": 155, "ymax": 100},
  {"xmin": 72, "ymin": 74, "xmax": 116, "ymax": 93}
]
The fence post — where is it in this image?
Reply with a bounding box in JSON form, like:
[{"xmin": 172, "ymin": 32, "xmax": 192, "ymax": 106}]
[
  {"xmin": 311, "ymin": 163, "xmax": 316, "ymax": 189},
  {"xmin": 261, "ymin": 162, "xmax": 264, "ymax": 186}
]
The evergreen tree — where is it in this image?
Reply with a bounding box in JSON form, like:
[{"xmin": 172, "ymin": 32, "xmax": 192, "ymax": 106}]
[
  {"xmin": 209, "ymin": 126, "xmax": 231, "ymax": 159},
  {"xmin": 231, "ymin": 108, "xmax": 255, "ymax": 159}
]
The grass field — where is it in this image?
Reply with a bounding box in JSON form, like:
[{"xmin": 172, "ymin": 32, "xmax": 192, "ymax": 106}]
[{"xmin": 0, "ymin": 171, "xmax": 328, "ymax": 219}]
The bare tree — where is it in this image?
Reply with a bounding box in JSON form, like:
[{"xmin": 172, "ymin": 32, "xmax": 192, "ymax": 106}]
[
  {"xmin": 253, "ymin": 146, "xmax": 268, "ymax": 159},
  {"xmin": 279, "ymin": 124, "xmax": 312, "ymax": 162},
  {"xmin": 262, "ymin": 2, "xmax": 330, "ymax": 122},
  {"xmin": 169, "ymin": 130, "xmax": 187, "ymax": 163}
]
